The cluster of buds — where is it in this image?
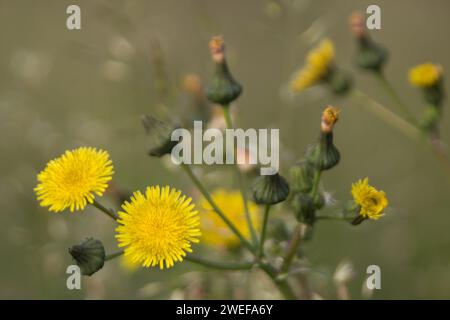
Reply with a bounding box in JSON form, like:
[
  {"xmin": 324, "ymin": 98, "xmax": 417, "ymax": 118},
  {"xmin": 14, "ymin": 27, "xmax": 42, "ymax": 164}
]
[{"xmin": 289, "ymin": 106, "xmax": 341, "ymax": 226}]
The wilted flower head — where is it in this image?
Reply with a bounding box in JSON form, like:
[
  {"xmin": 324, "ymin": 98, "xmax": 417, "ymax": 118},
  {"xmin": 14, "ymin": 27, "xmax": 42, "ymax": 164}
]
[
  {"xmin": 35, "ymin": 147, "xmax": 114, "ymax": 212},
  {"xmin": 199, "ymin": 189, "xmax": 259, "ymax": 248},
  {"xmin": 209, "ymin": 36, "xmax": 226, "ymax": 63},
  {"xmin": 116, "ymin": 186, "xmax": 201, "ymax": 269},
  {"xmin": 290, "ymin": 39, "xmax": 335, "ymax": 92},
  {"xmin": 349, "ymin": 12, "xmax": 366, "ymax": 39},
  {"xmin": 351, "ymin": 178, "xmax": 388, "ymax": 220},
  {"xmin": 409, "ymin": 63, "xmax": 443, "ymax": 88},
  {"xmin": 321, "ymin": 106, "xmax": 340, "ymax": 133}
]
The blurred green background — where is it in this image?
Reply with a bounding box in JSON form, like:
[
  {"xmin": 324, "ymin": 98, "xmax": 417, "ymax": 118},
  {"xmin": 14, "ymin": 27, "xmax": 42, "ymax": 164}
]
[{"xmin": 1, "ymin": 0, "xmax": 450, "ymax": 299}]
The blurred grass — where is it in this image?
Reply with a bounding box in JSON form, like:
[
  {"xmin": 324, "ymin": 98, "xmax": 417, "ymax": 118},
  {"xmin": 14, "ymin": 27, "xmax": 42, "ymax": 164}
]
[{"xmin": 1, "ymin": 0, "xmax": 450, "ymax": 299}]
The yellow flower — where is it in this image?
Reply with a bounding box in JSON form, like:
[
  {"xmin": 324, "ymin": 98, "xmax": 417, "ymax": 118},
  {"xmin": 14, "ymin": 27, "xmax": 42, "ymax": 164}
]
[
  {"xmin": 115, "ymin": 186, "xmax": 200, "ymax": 269},
  {"xmin": 290, "ymin": 39, "xmax": 335, "ymax": 92},
  {"xmin": 199, "ymin": 189, "xmax": 260, "ymax": 248},
  {"xmin": 351, "ymin": 178, "xmax": 388, "ymax": 220},
  {"xmin": 35, "ymin": 147, "xmax": 114, "ymax": 212},
  {"xmin": 409, "ymin": 63, "xmax": 442, "ymax": 87},
  {"xmin": 321, "ymin": 105, "xmax": 340, "ymax": 132}
]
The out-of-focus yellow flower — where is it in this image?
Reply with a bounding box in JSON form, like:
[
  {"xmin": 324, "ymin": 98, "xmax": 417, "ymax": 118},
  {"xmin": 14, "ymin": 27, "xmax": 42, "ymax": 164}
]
[
  {"xmin": 409, "ymin": 63, "xmax": 442, "ymax": 87},
  {"xmin": 290, "ymin": 39, "xmax": 335, "ymax": 92},
  {"xmin": 116, "ymin": 186, "xmax": 201, "ymax": 269},
  {"xmin": 35, "ymin": 147, "xmax": 114, "ymax": 212},
  {"xmin": 351, "ymin": 178, "xmax": 388, "ymax": 220},
  {"xmin": 199, "ymin": 189, "xmax": 260, "ymax": 248}
]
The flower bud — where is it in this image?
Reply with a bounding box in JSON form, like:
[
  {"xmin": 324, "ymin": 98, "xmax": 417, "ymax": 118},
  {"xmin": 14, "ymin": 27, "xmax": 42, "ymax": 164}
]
[
  {"xmin": 251, "ymin": 172, "xmax": 290, "ymax": 205},
  {"xmin": 292, "ymin": 193, "xmax": 315, "ymax": 226},
  {"xmin": 142, "ymin": 115, "xmax": 179, "ymax": 157},
  {"xmin": 205, "ymin": 36, "xmax": 242, "ymax": 106},
  {"xmin": 306, "ymin": 107, "xmax": 341, "ymax": 170},
  {"xmin": 349, "ymin": 12, "xmax": 388, "ymax": 72},
  {"xmin": 289, "ymin": 160, "xmax": 314, "ymax": 194},
  {"xmin": 69, "ymin": 237, "xmax": 105, "ymax": 276},
  {"xmin": 326, "ymin": 68, "xmax": 353, "ymax": 95}
]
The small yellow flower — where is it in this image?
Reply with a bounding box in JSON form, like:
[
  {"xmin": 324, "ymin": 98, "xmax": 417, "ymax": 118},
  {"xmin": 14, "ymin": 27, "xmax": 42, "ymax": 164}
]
[
  {"xmin": 199, "ymin": 189, "xmax": 260, "ymax": 248},
  {"xmin": 409, "ymin": 63, "xmax": 442, "ymax": 87},
  {"xmin": 35, "ymin": 147, "xmax": 114, "ymax": 212},
  {"xmin": 290, "ymin": 39, "xmax": 335, "ymax": 92},
  {"xmin": 351, "ymin": 178, "xmax": 388, "ymax": 220},
  {"xmin": 116, "ymin": 186, "xmax": 200, "ymax": 269}
]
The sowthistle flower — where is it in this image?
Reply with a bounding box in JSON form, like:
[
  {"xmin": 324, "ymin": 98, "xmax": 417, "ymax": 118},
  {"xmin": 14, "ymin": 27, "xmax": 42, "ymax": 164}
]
[
  {"xmin": 290, "ymin": 39, "xmax": 352, "ymax": 95},
  {"xmin": 199, "ymin": 189, "xmax": 260, "ymax": 248},
  {"xmin": 35, "ymin": 147, "xmax": 114, "ymax": 212},
  {"xmin": 116, "ymin": 186, "xmax": 201, "ymax": 269},
  {"xmin": 409, "ymin": 63, "xmax": 445, "ymax": 132},
  {"xmin": 350, "ymin": 178, "xmax": 388, "ymax": 224}
]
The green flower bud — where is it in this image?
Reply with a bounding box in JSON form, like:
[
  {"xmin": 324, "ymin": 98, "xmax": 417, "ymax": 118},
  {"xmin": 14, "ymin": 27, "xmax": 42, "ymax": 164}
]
[
  {"xmin": 292, "ymin": 193, "xmax": 315, "ymax": 226},
  {"xmin": 306, "ymin": 131, "xmax": 340, "ymax": 171},
  {"xmin": 142, "ymin": 115, "xmax": 179, "ymax": 157},
  {"xmin": 69, "ymin": 238, "xmax": 105, "ymax": 276},
  {"xmin": 251, "ymin": 173, "xmax": 290, "ymax": 205},
  {"xmin": 420, "ymin": 105, "xmax": 441, "ymax": 133},
  {"xmin": 205, "ymin": 36, "xmax": 242, "ymax": 106},
  {"xmin": 314, "ymin": 192, "xmax": 325, "ymax": 210},
  {"xmin": 355, "ymin": 37, "xmax": 388, "ymax": 72},
  {"xmin": 423, "ymin": 82, "xmax": 444, "ymax": 106},
  {"xmin": 326, "ymin": 68, "xmax": 353, "ymax": 95},
  {"xmin": 289, "ymin": 160, "xmax": 314, "ymax": 194}
]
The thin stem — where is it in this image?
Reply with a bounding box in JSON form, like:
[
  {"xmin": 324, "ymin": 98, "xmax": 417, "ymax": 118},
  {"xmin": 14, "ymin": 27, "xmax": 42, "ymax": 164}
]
[
  {"xmin": 351, "ymin": 89, "xmax": 421, "ymax": 141},
  {"xmin": 222, "ymin": 105, "xmax": 258, "ymax": 245},
  {"xmin": 258, "ymin": 263, "xmax": 297, "ymax": 300},
  {"xmin": 310, "ymin": 170, "xmax": 322, "ymax": 201},
  {"xmin": 280, "ymin": 224, "xmax": 303, "ymax": 274},
  {"xmin": 258, "ymin": 204, "xmax": 271, "ymax": 258},
  {"xmin": 91, "ymin": 199, "xmax": 120, "ymax": 221},
  {"xmin": 105, "ymin": 250, "xmax": 124, "ymax": 261},
  {"xmin": 374, "ymin": 71, "xmax": 416, "ymax": 124},
  {"xmin": 180, "ymin": 163, "xmax": 255, "ymax": 253},
  {"xmin": 316, "ymin": 215, "xmax": 353, "ymax": 222},
  {"xmin": 185, "ymin": 255, "xmax": 254, "ymax": 271}
]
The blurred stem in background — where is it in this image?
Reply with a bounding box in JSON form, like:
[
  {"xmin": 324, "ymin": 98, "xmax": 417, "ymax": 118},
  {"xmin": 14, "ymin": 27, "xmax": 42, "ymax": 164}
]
[
  {"xmin": 222, "ymin": 105, "xmax": 258, "ymax": 245},
  {"xmin": 351, "ymin": 89, "xmax": 450, "ymax": 176},
  {"xmin": 373, "ymin": 71, "xmax": 417, "ymax": 124}
]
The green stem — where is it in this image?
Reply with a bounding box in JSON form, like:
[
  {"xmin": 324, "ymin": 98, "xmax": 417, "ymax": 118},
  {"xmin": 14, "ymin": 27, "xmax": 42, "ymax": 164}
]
[
  {"xmin": 180, "ymin": 163, "xmax": 255, "ymax": 253},
  {"xmin": 310, "ymin": 170, "xmax": 322, "ymax": 201},
  {"xmin": 316, "ymin": 215, "xmax": 353, "ymax": 222},
  {"xmin": 105, "ymin": 250, "xmax": 124, "ymax": 261},
  {"xmin": 351, "ymin": 89, "xmax": 421, "ymax": 141},
  {"xmin": 185, "ymin": 255, "xmax": 254, "ymax": 271},
  {"xmin": 374, "ymin": 71, "xmax": 416, "ymax": 124},
  {"xmin": 280, "ymin": 224, "xmax": 303, "ymax": 274},
  {"xmin": 222, "ymin": 105, "xmax": 258, "ymax": 245},
  {"xmin": 91, "ymin": 199, "xmax": 120, "ymax": 221},
  {"xmin": 258, "ymin": 263, "xmax": 297, "ymax": 300},
  {"xmin": 258, "ymin": 204, "xmax": 271, "ymax": 258}
]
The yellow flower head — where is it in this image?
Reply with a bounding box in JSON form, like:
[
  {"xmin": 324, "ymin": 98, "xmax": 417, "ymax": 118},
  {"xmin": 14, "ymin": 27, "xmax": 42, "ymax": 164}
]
[
  {"xmin": 351, "ymin": 178, "xmax": 388, "ymax": 220},
  {"xmin": 199, "ymin": 189, "xmax": 260, "ymax": 248},
  {"xmin": 115, "ymin": 186, "xmax": 200, "ymax": 269},
  {"xmin": 35, "ymin": 147, "xmax": 113, "ymax": 212},
  {"xmin": 409, "ymin": 63, "xmax": 442, "ymax": 87},
  {"xmin": 290, "ymin": 39, "xmax": 335, "ymax": 92}
]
